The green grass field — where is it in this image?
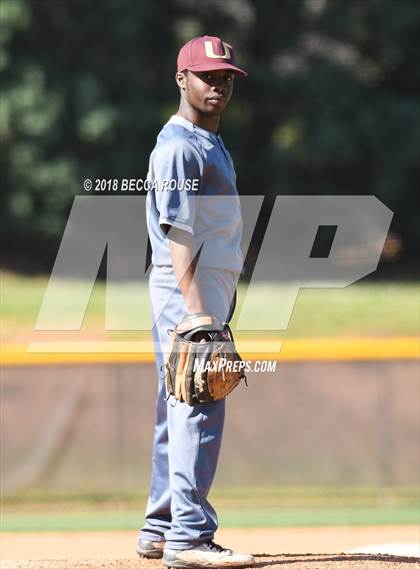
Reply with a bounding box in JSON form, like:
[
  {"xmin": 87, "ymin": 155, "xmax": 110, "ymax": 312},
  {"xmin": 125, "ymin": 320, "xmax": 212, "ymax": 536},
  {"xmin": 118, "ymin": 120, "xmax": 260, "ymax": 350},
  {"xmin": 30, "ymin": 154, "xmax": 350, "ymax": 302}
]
[
  {"xmin": 2, "ymin": 506, "xmax": 418, "ymax": 532},
  {"xmin": 2, "ymin": 486, "xmax": 418, "ymax": 532},
  {"xmin": 2, "ymin": 271, "xmax": 419, "ymax": 341}
]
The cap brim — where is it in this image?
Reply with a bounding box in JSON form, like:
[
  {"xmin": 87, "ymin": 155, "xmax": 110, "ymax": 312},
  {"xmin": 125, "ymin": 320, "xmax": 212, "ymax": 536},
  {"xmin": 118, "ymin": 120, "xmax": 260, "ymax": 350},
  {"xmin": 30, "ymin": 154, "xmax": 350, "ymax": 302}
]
[{"xmin": 185, "ymin": 62, "xmax": 248, "ymax": 77}]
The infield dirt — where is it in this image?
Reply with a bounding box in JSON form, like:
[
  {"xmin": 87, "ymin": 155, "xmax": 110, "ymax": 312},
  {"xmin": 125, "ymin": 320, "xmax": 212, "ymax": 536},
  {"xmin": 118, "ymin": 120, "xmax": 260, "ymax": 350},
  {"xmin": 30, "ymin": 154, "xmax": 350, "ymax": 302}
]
[
  {"xmin": 1, "ymin": 553, "xmax": 419, "ymax": 568},
  {"xmin": 2, "ymin": 527, "xmax": 419, "ymax": 568}
]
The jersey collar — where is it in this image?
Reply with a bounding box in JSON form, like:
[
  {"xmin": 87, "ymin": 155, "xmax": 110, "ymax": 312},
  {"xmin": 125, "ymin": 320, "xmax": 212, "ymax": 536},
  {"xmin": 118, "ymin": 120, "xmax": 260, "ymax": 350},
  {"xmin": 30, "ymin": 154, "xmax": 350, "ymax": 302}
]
[{"xmin": 168, "ymin": 115, "xmax": 221, "ymax": 143}]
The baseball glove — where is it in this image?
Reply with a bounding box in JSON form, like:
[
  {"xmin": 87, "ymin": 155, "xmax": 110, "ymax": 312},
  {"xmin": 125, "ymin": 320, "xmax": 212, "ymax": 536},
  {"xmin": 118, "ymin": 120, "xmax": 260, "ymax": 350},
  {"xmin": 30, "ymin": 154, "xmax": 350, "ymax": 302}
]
[{"xmin": 164, "ymin": 312, "xmax": 247, "ymax": 405}]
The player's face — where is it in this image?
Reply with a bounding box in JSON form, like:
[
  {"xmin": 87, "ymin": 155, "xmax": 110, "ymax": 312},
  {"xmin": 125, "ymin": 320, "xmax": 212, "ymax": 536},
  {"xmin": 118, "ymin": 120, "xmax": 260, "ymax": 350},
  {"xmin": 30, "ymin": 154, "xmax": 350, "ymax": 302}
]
[{"xmin": 183, "ymin": 69, "xmax": 235, "ymax": 115}]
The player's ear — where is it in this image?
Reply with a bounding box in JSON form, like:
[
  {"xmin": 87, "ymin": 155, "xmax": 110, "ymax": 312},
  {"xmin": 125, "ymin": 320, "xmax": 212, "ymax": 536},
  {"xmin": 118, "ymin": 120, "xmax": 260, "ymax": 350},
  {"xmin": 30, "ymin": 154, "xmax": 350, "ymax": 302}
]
[{"xmin": 176, "ymin": 71, "xmax": 187, "ymax": 90}]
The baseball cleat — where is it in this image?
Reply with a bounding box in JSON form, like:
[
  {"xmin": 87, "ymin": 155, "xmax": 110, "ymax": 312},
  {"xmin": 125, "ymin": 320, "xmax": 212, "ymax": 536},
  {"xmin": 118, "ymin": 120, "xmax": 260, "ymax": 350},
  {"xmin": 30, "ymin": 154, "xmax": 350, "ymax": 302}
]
[
  {"xmin": 163, "ymin": 540, "xmax": 255, "ymax": 568},
  {"xmin": 137, "ymin": 537, "xmax": 165, "ymax": 559}
]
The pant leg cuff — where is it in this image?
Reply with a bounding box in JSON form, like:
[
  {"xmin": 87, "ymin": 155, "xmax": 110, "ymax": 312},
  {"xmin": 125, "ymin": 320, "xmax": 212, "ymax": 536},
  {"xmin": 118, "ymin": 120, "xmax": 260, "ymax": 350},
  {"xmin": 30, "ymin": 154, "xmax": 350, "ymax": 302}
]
[{"xmin": 139, "ymin": 528, "xmax": 166, "ymax": 542}]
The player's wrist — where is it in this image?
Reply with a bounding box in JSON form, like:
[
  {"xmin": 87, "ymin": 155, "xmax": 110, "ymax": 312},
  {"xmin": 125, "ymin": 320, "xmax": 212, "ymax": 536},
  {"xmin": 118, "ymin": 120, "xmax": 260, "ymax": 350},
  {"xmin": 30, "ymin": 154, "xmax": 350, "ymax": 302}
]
[
  {"xmin": 185, "ymin": 301, "xmax": 206, "ymax": 314},
  {"xmin": 176, "ymin": 312, "xmax": 219, "ymax": 334}
]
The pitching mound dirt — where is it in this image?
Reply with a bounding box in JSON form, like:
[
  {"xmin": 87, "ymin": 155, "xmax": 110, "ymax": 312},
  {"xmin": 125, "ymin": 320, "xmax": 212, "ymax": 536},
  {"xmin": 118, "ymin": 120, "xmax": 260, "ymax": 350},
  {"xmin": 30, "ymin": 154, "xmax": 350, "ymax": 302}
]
[{"xmin": 2, "ymin": 554, "xmax": 419, "ymax": 568}]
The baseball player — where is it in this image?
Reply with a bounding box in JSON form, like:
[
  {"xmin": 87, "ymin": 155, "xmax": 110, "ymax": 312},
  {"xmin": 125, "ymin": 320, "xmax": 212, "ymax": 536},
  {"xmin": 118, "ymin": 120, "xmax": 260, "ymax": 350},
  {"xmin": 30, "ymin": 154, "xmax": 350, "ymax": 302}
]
[{"xmin": 137, "ymin": 36, "xmax": 254, "ymax": 568}]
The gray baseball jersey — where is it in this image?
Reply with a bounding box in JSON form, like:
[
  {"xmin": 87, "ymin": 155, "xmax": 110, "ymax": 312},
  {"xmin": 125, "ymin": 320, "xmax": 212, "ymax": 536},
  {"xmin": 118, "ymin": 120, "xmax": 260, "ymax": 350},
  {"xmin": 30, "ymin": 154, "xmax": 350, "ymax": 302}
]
[{"xmin": 146, "ymin": 115, "xmax": 244, "ymax": 273}]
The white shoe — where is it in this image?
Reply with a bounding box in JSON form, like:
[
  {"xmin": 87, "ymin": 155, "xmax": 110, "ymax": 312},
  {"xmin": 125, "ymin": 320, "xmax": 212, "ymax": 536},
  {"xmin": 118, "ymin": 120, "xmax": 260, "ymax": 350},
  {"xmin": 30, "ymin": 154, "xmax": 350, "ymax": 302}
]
[
  {"xmin": 163, "ymin": 540, "xmax": 255, "ymax": 568},
  {"xmin": 137, "ymin": 536, "xmax": 165, "ymax": 558}
]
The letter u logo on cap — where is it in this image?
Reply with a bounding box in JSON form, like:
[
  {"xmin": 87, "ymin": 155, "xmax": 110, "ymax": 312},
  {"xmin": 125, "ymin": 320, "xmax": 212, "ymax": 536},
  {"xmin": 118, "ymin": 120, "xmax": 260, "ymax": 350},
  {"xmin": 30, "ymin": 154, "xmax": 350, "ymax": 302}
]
[{"xmin": 204, "ymin": 40, "xmax": 231, "ymax": 59}]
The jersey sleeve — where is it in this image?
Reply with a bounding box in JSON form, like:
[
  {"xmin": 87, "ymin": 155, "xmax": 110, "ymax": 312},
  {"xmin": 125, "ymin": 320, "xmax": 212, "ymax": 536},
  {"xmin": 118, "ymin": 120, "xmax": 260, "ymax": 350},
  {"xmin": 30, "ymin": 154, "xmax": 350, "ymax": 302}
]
[{"xmin": 150, "ymin": 137, "xmax": 203, "ymax": 234}]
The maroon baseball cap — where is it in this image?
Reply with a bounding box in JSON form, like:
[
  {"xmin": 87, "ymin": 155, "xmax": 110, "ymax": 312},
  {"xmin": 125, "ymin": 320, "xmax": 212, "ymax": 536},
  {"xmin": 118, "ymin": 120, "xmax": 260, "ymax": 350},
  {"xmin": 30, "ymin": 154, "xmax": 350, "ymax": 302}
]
[{"xmin": 177, "ymin": 35, "xmax": 247, "ymax": 77}]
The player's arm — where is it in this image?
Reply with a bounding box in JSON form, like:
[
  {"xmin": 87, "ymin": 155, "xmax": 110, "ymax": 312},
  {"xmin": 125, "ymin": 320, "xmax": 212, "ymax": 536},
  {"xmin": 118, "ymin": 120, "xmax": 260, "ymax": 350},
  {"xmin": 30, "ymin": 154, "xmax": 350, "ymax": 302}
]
[
  {"xmin": 154, "ymin": 138, "xmax": 205, "ymax": 314},
  {"xmin": 162, "ymin": 225, "xmax": 205, "ymax": 314}
]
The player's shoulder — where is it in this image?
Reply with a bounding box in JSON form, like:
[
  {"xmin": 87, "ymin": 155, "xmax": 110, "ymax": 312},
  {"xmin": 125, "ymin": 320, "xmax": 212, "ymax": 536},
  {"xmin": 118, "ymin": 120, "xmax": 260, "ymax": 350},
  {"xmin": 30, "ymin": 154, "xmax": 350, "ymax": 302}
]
[
  {"xmin": 157, "ymin": 121, "xmax": 197, "ymax": 146},
  {"xmin": 153, "ymin": 123, "xmax": 203, "ymax": 162}
]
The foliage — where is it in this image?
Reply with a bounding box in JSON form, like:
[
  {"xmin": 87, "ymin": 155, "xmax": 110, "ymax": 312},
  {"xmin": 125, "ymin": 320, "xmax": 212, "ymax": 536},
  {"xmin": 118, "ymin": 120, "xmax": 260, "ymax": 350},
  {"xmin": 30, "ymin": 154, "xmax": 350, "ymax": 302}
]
[{"xmin": 1, "ymin": 0, "xmax": 419, "ymax": 263}]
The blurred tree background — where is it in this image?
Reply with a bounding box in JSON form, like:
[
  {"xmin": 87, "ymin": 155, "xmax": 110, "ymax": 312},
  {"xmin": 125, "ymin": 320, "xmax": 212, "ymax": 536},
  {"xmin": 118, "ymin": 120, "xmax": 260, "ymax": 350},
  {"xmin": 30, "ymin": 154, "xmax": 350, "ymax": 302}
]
[{"xmin": 1, "ymin": 0, "xmax": 419, "ymax": 273}]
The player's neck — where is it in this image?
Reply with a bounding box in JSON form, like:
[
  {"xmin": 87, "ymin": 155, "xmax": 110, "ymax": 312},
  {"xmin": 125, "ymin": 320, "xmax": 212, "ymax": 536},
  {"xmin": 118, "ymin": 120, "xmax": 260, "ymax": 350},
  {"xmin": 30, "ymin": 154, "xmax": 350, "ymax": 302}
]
[{"xmin": 177, "ymin": 104, "xmax": 220, "ymax": 135}]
